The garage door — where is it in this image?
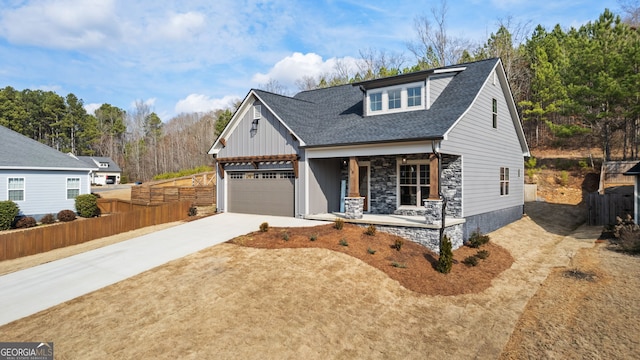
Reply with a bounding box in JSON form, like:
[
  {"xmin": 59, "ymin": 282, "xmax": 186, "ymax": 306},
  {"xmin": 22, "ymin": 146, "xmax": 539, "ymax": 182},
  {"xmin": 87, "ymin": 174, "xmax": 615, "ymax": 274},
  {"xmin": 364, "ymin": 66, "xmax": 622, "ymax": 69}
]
[{"xmin": 228, "ymin": 171, "xmax": 295, "ymax": 217}]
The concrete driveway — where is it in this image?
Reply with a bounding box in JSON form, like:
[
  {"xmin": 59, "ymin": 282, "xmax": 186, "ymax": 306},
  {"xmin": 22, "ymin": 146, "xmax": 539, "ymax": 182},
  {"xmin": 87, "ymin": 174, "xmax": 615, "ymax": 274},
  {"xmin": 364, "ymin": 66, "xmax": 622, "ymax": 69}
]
[{"xmin": 0, "ymin": 213, "xmax": 325, "ymax": 326}]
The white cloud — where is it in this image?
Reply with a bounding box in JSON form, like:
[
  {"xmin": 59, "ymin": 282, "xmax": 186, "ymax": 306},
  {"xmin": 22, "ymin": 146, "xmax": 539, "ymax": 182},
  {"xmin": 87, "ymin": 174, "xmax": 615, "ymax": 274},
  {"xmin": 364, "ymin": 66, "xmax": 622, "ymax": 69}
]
[
  {"xmin": 84, "ymin": 103, "xmax": 102, "ymax": 115},
  {"xmin": 175, "ymin": 94, "xmax": 239, "ymax": 114},
  {"xmin": 157, "ymin": 12, "xmax": 206, "ymax": 41},
  {"xmin": 251, "ymin": 52, "xmax": 360, "ymax": 89},
  {"xmin": 0, "ymin": 0, "xmax": 120, "ymax": 49}
]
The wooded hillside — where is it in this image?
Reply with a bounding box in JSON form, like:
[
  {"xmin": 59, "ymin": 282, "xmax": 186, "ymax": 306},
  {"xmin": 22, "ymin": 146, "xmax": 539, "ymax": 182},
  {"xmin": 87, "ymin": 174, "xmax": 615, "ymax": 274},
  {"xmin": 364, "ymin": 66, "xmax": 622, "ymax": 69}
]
[{"xmin": 1, "ymin": 6, "xmax": 638, "ymax": 181}]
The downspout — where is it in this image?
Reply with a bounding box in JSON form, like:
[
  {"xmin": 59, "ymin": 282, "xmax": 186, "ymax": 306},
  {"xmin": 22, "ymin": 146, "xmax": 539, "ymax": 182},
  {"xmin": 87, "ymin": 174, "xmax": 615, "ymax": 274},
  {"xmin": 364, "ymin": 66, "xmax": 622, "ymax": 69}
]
[{"xmin": 432, "ymin": 141, "xmax": 447, "ymax": 250}]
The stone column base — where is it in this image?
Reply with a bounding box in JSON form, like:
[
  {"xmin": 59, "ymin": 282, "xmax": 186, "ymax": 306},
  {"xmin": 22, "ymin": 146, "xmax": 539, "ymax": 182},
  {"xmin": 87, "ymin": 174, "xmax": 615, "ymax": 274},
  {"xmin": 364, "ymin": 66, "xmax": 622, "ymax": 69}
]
[
  {"xmin": 345, "ymin": 197, "xmax": 364, "ymax": 219},
  {"xmin": 424, "ymin": 199, "xmax": 443, "ymax": 226}
]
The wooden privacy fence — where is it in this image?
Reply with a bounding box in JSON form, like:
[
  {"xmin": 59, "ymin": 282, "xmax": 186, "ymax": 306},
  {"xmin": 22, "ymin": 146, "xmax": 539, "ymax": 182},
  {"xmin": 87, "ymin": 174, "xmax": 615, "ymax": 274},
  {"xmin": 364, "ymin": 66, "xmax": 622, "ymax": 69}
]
[
  {"xmin": 0, "ymin": 200, "xmax": 192, "ymax": 261},
  {"xmin": 586, "ymin": 193, "xmax": 634, "ymax": 226},
  {"xmin": 132, "ymin": 185, "xmax": 215, "ymax": 206}
]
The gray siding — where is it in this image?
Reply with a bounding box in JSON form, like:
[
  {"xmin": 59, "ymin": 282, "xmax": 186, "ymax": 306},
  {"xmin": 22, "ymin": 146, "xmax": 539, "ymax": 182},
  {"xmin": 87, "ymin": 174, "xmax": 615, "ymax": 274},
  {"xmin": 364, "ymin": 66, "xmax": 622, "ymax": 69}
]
[
  {"xmin": 218, "ymin": 100, "xmax": 299, "ymax": 159},
  {"xmin": 428, "ymin": 74, "xmax": 454, "ymax": 108},
  {"xmin": 0, "ymin": 170, "xmax": 91, "ymax": 217},
  {"xmin": 308, "ymin": 159, "xmax": 341, "ymax": 214},
  {"xmin": 441, "ymin": 69, "xmax": 525, "ymax": 218},
  {"xmin": 463, "ymin": 205, "xmax": 524, "ymax": 239}
]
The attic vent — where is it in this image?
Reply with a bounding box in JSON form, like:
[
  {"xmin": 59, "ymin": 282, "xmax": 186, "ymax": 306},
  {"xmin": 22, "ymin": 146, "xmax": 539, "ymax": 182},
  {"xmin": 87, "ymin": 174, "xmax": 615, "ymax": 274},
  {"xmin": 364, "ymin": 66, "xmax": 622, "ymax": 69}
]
[{"xmin": 253, "ymin": 105, "xmax": 262, "ymax": 119}]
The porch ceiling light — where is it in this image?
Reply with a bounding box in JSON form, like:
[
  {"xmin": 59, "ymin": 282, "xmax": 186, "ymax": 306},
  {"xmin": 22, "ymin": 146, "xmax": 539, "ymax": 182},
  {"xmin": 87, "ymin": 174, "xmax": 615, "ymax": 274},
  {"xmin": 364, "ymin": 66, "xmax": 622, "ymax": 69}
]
[{"xmin": 402, "ymin": 157, "xmax": 407, "ymax": 164}]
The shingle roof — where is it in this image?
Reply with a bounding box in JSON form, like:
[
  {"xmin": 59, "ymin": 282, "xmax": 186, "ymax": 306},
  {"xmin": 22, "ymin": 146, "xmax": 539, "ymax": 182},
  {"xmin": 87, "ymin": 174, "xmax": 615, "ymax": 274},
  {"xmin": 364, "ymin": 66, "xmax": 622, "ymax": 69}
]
[
  {"xmin": 624, "ymin": 162, "xmax": 640, "ymax": 175},
  {"xmin": 253, "ymin": 58, "xmax": 499, "ymax": 147},
  {"xmin": 77, "ymin": 156, "xmax": 122, "ymax": 172},
  {"xmin": 0, "ymin": 125, "xmax": 96, "ymax": 170}
]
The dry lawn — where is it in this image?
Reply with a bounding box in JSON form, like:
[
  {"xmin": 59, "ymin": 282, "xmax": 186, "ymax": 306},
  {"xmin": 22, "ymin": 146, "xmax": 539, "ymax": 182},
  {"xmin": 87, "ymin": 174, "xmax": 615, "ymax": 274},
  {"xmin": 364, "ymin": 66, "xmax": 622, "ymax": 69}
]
[{"xmin": 1, "ymin": 202, "xmax": 638, "ymax": 359}]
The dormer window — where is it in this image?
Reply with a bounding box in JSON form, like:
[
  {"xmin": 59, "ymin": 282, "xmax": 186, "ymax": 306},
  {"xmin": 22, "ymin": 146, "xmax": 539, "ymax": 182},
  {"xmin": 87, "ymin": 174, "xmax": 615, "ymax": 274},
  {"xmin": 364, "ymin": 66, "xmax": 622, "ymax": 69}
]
[
  {"xmin": 369, "ymin": 93, "xmax": 382, "ymax": 112},
  {"xmin": 364, "ymin": 81, "xmax": 426, "ymax": 116},
  {"xmin": 99, "ymin": 162, "xmax": 109, "ymax": 168},
  {"xmin": 388, "ymin": 89, "xmax": 401, "ymax": 109},
  {"xmin": 407, "ymin": 86, "xmax": 422, "ymax": 107}
]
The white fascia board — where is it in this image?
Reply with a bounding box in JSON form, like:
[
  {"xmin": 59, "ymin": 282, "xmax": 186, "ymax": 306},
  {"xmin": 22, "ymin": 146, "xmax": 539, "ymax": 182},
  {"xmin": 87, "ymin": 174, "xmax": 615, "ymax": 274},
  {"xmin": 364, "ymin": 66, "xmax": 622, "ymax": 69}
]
[
  {"xmin": 208, "ymin": 91, "xmax": 254, "ymax": 155},
  {"xmin": 306, "ymin": 140, "xmax": 434, "ymax": 159},
  {"xmin": 496, "ymin": 60, "xmax": 531, "ymax": 157},
  {"xmin": 0, "ymin": 166, "xmax": 98, "ymax": 172},
  {"xmin": 252, "ymin": 92, "xmax": 306, "ymax": 147},
  {"xmin": 433, "ymin": 67, "xmax": 466, "ymax": 74}
]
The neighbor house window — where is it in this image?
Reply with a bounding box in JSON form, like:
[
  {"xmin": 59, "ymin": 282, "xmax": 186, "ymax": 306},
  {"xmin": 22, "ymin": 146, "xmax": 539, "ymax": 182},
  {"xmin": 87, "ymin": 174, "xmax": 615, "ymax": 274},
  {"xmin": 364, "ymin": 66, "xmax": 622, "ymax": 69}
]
[
  {"xmin": 399, "ymin": 163, "xmax": 430, "ymax": 206},
  {"xmin": 500, "ymin": 167, "xmax": 509, "ymax": 195},
  {"xmin": 67, "ymin": 178, "xmax": 80, "ymax": 199},
  {"xmin": 492, "ymin": 98, "xmax": 498, "ymax": 128},
  {"xmin": 8, "ymin": 177, "xmax": 24, "ymax": 201},
  {"xmin": 407, "ymin": 86, "xmax": 422, "ymax": 107},
  {"xmin": 369, "ymin": 93, "xmax": 382, "ymax": 111},
  {"xmin": 388, "ymin": 89, "xmax": 401, "ymax": 109}
]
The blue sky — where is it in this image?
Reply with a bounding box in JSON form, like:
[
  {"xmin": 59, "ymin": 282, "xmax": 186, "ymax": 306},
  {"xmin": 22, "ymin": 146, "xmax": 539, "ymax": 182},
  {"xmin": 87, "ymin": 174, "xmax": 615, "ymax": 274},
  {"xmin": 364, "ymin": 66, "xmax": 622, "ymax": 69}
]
[{"xmin": 0, "ymin": 0, "xmax": 620, "ymax": 121}]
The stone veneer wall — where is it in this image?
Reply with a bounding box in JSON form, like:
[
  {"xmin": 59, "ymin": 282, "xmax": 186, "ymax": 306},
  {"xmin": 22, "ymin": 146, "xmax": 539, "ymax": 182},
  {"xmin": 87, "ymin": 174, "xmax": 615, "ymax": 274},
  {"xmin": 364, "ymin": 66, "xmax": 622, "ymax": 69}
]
[
  {"xmin": 340, "ymin": 154, "xmax": 461, "ymax": 216},
  {"xmin": 356, "ymin": 223, "xmax": 464, "ymax": 252}
]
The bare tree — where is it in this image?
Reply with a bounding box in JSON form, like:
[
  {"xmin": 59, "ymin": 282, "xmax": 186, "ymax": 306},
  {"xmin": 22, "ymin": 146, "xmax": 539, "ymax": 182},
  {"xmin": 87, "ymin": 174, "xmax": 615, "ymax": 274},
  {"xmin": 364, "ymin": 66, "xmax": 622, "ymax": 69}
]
[
  {"xmin": 407, "ymin": 0, "xmax": 472, "ymax": 68},
  {"xmin": 259, "ymin": 79, "xmax": 289, "ymax": 95},
  {"xmin": 357, "ymin": 48, "xmax": 406, "ymax": 79},
  {"xmin": 619, "ymin": 0, "xmax": 640, "ymax": 25}
]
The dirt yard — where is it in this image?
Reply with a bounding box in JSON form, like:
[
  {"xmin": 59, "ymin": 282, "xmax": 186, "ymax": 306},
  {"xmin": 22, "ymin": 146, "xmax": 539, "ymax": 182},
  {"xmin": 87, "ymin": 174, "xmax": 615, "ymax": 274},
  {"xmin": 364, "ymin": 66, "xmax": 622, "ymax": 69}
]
[{"xmin": 2, "ymin": 200, "xmax": 637, "ymax": 358}]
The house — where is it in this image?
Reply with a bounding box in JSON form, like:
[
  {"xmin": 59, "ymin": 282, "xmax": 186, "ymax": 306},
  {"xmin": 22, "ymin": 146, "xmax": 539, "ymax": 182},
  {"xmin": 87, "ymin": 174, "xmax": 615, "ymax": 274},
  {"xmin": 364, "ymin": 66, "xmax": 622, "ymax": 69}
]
[
  {"xmin": 74, "ymin": 156, "xmax": 122, "ymax": 185},
  {"xmin": 0, "ymin": 125, "xmax": 97, "ymax": 219},
  {"xmin": 624, "ymin": 162, "xmax": 640, "ymax": 224},
  {"xmin": 208, "ymin": 58, "xmax": 530, "ymax": 250}
]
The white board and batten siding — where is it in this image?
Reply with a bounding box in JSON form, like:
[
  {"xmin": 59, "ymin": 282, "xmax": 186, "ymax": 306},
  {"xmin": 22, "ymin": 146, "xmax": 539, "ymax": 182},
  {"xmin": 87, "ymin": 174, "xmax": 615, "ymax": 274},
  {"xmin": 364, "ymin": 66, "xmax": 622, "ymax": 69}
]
[
  {"xmin": 441, "ymin": 69, "xmax": 525, "ymax": 218},
  {"xmin": 0, "ymin": 169, "xmax": 91, "ymax": 216}
]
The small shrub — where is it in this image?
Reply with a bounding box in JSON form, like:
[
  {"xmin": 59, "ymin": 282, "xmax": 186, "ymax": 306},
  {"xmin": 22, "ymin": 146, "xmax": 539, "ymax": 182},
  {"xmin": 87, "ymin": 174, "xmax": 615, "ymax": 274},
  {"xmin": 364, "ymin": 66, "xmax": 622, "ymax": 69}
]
[
  {"xmin": 462, "ymin": 255, "xmax": 479, "ymax": 266},
  {"xmin": 15, "ymin": 216, "xmax": 36, "ymax": 229},
  {"xmin": 282, "ymin": 232, "xmax": 289, "ymax": 241},
  {"xmin": 57, "ymin": 209, "xmax": 76, "ymax": 222},
  {"xmin": 309, "ymin": 234, "xmax": 317, "ymax": 241},
  {"xmin": 467, "ymin": 230, "xmax": 490, "ymax": 248},
  {"xmin": 436, "ymin": 235, "xmax": 453, "ymax": 274},
  {"xmin": 367, "ymin": 247, "xmax": 376, "ymax": 255},
  {"xmin": 392, "ymin": 238, "xmax": 404, "ymax": 251},
  {"xmin": 578, "ymin": 159, "xmax": 589, "ymax": 169},
  {"xmin": 0, "ymin": 200, "xmax": 20, "ymax": 230},
  {"xmin": 364, "ymin": 224, "xmax": 376, "ymax": 236},
  {"xmin": 188, "ymin": 206, "xmax": 198, "ymax": 217},
  {"xmin": 259, "ymin": 222, "xmax": 269, "ymax": 232},
  {"xmin": 391, "ymin": 261, "xmax": 407, "ymax": 268},
  {"xmin": 339, "ymin": 238, "xmax": 348, "ymax": 246},
  {"xmin": 524, "ymin": 156, "xmax": 537, "ymax": 169},
  {"xmin": 334, "ymin": 218, "xmax": 344, "ymax": 230},
  {"xmin": 476, "ymin": 249, "xmax": 490, "ymax": 259},
  {"xmin": 75, "ymin": 194, "xmax": 100, "ymax": 218},
  {"xmin": 40, "ymin": 213, "xmax": 56, "ymax": 225},
  {"xmin": 558, "ymin": 170, "xmax": 570, "ymax": 186},
  {"xmin": 613, "ymin": 215, "xmax": 640, "ymax": 254}
]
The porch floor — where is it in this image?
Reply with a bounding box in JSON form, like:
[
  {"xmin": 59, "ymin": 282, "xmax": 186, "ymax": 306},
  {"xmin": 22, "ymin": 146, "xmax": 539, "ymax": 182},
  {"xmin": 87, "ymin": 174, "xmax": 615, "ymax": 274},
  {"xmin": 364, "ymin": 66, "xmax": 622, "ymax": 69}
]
[{"xmin": 305, "ymin": 213, "xmax": 465, "ymax": 229}]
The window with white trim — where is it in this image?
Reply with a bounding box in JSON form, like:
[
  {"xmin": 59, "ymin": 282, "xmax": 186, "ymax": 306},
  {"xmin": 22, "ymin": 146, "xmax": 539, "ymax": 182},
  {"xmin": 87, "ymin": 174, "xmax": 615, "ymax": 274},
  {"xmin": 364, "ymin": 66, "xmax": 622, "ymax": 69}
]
[
  {"xmin": 388, "ymin": 89, "xmax": 401, "ymax": 109},
  {"xmin": 67, "ymin": 177, "xmax": 80, "ymax": 199},
  {"xmin": 500, "ymin": 167, "xmax": 509, "ymax": 195},
  {"xmin": 407, "ymin": 86, "xmax": 422, "ymax": 107},
  {"xmin": 8, "ymin": 177, "xmax": 24, "ymax": 201},
  {"xmin": 253, "ymin": 104, "xmax": 262, "ymax": 119},
  {"xmin": 369, "ymin": 93, "xmax": 382, "ymax": 111},
  {"xmin": 492, "ymin": 98, "xmax": 498, "ymax": 128},
  {"xmin": 399, "ymin": 162, "xmax": 430, "ymax": 206}
]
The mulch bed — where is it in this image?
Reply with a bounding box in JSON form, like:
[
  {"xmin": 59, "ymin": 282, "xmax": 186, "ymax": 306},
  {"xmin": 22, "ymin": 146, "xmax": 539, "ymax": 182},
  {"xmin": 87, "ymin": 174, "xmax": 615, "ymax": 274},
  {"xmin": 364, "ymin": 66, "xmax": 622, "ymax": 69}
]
[{"xmin": 229, "ymin": 223, "xmax": 514, "ymax": 296}]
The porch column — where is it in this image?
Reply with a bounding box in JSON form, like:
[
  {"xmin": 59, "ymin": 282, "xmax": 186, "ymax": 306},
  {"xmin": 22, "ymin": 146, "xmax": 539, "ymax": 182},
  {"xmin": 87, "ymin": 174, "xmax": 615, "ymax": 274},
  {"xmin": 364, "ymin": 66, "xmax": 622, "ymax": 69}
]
[
  {"xmin": 348, "ymin": 157, "xmax": 359, "ymax": 197},
  {"xmin": 345, "ymin": 157, "xmax": 364, "ymax": 219},
  {"xmin": 429, "ymin": 154, "xmax": 440, "ymax": 199}
]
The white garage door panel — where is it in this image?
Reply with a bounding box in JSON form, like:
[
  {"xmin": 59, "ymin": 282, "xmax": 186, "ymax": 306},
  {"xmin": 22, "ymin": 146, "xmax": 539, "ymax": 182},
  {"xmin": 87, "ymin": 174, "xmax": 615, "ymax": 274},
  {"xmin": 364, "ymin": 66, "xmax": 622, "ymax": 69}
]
[{"xmin": 228, "ymin": 171, "xmax": 294, "ymax": 217}]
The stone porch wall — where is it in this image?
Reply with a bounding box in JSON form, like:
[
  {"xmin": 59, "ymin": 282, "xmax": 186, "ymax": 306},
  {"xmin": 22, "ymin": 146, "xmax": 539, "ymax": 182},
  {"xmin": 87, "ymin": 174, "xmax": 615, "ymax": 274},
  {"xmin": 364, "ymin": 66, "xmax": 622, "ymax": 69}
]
[{"xmin": 356, "ymin": 223, "xmax": 464, "ymax": 252}]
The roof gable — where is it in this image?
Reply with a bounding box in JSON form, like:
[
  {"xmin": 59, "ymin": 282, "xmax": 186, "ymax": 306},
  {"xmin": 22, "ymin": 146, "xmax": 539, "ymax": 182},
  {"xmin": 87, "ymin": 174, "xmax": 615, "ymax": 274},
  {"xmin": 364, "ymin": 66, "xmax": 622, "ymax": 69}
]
[
  {"xmin": 209, "ymin": 58, "xmax": 528, "ymax": 153},
  {"xmin": 0, "ymin": 125, "xmax": 96, "ymax": 171}
]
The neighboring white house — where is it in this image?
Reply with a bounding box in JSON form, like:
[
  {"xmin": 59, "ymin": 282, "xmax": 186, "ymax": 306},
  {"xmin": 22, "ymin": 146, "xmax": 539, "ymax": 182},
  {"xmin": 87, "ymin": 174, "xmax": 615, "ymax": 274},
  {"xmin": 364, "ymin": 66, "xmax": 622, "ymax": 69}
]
[
  {"xmin": 0, "ymin": 125, "xmax": 97, "ymax": 219},
  {"xmin": 208, "ymin": 58, "xmax": 530, "ymax": 249},
  {"xmin": 75, "ymin": 156, "xmax": 122, "ymax": 185}
]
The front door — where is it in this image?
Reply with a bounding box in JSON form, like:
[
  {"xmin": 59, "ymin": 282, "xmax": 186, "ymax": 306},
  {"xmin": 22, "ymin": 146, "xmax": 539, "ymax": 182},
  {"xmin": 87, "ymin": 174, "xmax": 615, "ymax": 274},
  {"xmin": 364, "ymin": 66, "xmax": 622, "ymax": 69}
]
[{"xmin": 359, "ymin": 165, "xmax": 369, "ymax": 212}]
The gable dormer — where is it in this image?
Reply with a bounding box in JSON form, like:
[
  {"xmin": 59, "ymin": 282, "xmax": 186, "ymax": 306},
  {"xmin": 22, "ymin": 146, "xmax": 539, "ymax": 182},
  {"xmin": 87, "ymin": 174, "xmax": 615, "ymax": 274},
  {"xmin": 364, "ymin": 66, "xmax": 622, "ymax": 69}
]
[{"xmin": 355, "ymin": 66, "xmax": 466, "ymax": 117}]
